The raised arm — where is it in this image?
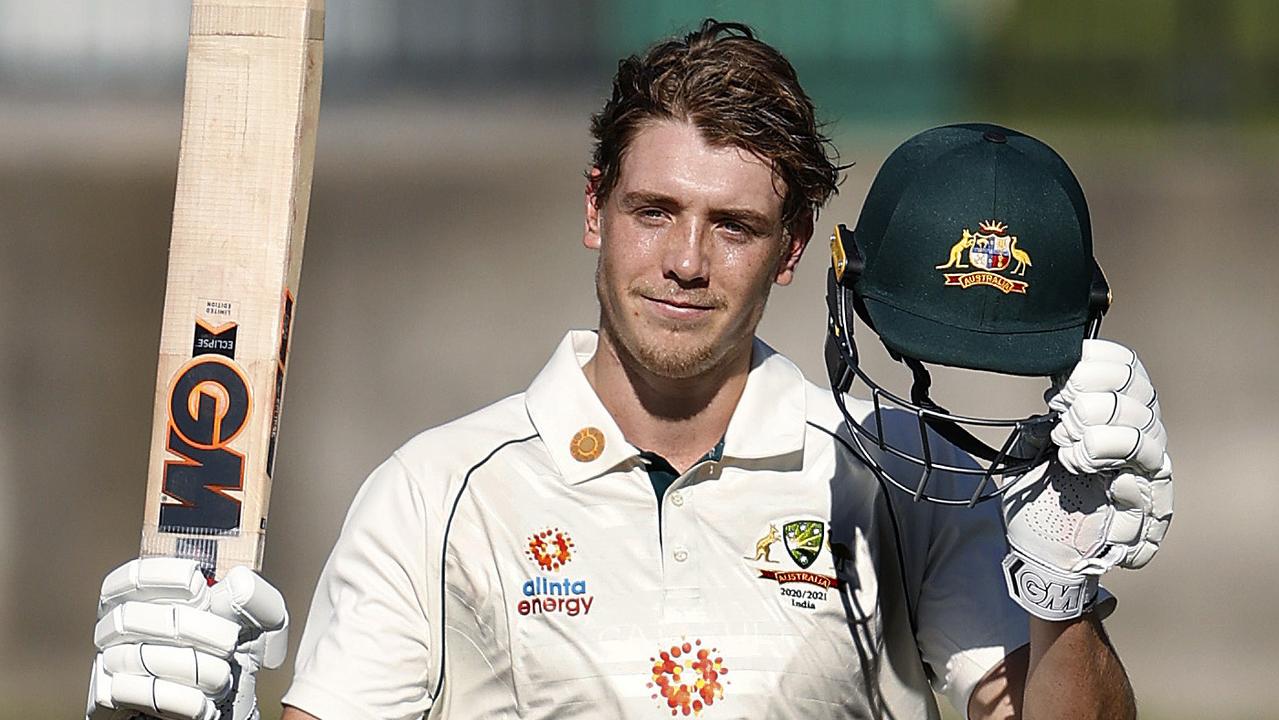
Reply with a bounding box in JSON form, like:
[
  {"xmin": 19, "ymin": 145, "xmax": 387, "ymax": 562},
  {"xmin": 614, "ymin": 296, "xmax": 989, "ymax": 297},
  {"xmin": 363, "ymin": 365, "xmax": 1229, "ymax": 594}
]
[
  {"xmin": 980, "ymin": 339, "xmax": 1172, "ymax": 719},
  {"xmin": 968, "ymin": 614, "xmax": 1135, "ymax": 719}
]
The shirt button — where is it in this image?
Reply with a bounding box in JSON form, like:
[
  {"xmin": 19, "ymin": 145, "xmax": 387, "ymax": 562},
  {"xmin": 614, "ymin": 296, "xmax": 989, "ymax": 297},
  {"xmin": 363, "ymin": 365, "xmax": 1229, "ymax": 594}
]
[
  {"xmin": 673, "ymin": 548, "xmax": 689, "ymax": 563},
  {"xmin": 669, "ymin": 491, "xmax": 684, "ymax": 507}
]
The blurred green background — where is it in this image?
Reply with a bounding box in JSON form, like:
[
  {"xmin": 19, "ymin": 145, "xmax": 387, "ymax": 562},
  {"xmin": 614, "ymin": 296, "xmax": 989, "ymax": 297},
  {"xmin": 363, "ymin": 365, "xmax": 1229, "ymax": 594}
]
[{"xmin": 2, "ymin": 1, "xmax": 1276, "ymax": 718}]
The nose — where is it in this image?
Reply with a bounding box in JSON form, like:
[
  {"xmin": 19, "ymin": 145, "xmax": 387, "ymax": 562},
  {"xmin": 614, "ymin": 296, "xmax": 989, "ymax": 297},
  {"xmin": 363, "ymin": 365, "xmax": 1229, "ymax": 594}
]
[{"xmin": 662, "ymin": 220, "xmax": 710, "ymax": 287}]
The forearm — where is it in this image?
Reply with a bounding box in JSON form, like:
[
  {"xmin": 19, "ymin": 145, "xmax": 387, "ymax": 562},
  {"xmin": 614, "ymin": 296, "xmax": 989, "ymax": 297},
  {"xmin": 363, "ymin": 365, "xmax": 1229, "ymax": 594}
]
[{"xmin": 1023, "ymin": 613, "xmax": 1135, "ymax": 720}]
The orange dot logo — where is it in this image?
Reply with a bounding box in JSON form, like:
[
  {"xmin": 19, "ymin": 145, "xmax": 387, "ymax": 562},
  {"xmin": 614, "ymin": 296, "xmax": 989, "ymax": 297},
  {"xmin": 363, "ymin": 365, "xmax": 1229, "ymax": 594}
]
[
  {"xmin": 569, "ymin": 426, "xmax": 605, "ymax": 462},
  {"xmin": 647, "ymin": 639, "xmax": 727, "ymax": 716},
  {"xmin": 525, "ymin": 527, "xmax": 575, "ymax": 571}
]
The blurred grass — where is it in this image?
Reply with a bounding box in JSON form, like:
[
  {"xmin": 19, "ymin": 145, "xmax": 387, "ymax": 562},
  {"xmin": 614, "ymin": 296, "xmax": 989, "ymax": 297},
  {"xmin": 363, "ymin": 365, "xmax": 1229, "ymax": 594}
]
[{"xmin": 602, "ymin": 0, "xmax": 1279, "ymax": 126}]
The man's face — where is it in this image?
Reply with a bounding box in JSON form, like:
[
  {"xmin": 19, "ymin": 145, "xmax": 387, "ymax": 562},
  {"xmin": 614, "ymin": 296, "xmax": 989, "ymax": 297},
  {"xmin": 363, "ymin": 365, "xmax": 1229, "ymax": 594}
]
[{"xmin": 584, "ymin": 119, "xmax": 811, "ymax": 379}]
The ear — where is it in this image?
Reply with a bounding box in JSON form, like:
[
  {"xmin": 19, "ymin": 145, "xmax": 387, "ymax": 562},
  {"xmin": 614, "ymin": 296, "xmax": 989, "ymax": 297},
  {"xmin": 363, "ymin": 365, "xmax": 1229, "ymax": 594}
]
[
  {"xmin": 583, "ymin": 168, "xmax": 603, "ymax": 250},
  {"xmin": 774, "ymin": 210, "xmax": 814, "ymax": 286}
]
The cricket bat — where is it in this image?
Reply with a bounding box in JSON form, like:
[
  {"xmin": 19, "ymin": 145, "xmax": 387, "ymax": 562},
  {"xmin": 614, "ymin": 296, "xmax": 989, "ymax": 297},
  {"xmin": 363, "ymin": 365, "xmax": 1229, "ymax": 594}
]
[{"xmin": 139, "ymin": 0, "xmax": 324, "ymax": 581}]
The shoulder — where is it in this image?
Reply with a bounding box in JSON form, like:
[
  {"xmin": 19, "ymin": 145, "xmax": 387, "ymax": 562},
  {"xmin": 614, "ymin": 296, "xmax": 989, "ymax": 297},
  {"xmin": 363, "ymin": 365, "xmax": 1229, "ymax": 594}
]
[
  {"xmin": 802, "ymin": 377, "xmax": 851, "ymax": 431},
  {"xmin": 398, "ymin": 392, "xmax": 534, "ymax": 459},
  {"xmin": 796, "ymin": 372, "xmax": 973, "ymax": 506},
  {"xmin": 393, "ymin": 392, "xmax": 539, "ymax": 480},
  {"xmin": 799, "ymin": 375, "xmax": 879, "ymax": 444},
  {"xmin": 353, "ymin": 393, "xmax": 541, "ymax": 519},
  {"xmin": 800, "ymin": 373, "xmax": 960, "ymax": 465}
]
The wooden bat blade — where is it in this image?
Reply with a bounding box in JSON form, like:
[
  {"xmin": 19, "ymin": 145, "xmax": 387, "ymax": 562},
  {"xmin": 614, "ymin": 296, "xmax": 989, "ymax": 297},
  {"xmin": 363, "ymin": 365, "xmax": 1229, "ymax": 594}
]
[{"xmin": 140, "ymin": 0, "xmax": 324, "ymax": 580}]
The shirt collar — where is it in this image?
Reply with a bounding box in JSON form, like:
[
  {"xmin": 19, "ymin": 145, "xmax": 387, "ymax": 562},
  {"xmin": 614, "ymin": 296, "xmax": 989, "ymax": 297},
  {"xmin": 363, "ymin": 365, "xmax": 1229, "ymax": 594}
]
[
  {"xmin": 722, "ymin": 337, "xmax": 807, "ymax": 461},
  {"xmin": 524, "ymin": 331, "xmax": 807, "ymax": 484},
  {"xmin": 525, "ymin": 331, "xmax": 640, "ymax": 484}
]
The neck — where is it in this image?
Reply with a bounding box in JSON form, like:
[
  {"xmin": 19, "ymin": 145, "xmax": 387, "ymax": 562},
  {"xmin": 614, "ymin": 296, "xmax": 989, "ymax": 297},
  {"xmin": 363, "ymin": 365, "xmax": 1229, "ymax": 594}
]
[{"xmin": 583, "ymin": 329, "xmax": 752, "ymax": 473}]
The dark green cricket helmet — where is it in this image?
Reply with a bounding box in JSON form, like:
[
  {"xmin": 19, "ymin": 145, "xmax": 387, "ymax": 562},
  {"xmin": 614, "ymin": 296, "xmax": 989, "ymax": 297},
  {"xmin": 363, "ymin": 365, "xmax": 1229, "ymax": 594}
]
[{"xmin": 825, "ymin": 123, "xmax": 1111, "ymax": 505}]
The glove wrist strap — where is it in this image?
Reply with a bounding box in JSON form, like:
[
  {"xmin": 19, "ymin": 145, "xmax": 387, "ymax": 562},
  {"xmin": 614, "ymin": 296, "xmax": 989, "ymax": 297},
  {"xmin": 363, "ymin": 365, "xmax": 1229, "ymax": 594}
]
[{"xmin": 1002, "ymin": 552, "xmax": 1098, "ymax": 621}]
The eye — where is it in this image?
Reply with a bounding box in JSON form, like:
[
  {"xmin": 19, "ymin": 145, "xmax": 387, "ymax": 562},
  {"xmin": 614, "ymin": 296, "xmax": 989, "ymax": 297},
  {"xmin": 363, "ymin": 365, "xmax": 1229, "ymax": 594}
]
[
  {"xmin": 719, "ymin": 219, "xmax": 761, "ymax": 241},
  {"xmin": 636, "ymin": 207, "xmax": 669, "ymax": 223}
]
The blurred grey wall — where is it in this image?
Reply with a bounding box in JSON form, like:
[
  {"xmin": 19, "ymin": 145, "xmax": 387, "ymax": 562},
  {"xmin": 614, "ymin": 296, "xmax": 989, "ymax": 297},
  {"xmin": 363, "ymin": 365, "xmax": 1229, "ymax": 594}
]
[{"xmin": 2, "ymin": 2, "xmax": 1277, "ymax": 718}]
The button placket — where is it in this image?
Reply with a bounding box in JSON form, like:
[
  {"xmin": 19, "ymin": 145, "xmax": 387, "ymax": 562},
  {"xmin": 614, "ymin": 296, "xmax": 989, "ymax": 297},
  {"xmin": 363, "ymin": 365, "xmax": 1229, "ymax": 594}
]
[
  {"xmin": 662, "ymin": 481, "xmax": 695, "ymax": 570},
  {"xmin": 660, "ymin": 467, "xmax": 703, "ymax": 619}
]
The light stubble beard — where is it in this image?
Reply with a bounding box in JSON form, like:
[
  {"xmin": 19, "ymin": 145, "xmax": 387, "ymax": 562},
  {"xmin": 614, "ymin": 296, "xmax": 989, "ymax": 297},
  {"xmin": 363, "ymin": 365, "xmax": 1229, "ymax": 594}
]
[{"xmin": 594, "ymin": 263, "xmax": 769, "ymax": 381}]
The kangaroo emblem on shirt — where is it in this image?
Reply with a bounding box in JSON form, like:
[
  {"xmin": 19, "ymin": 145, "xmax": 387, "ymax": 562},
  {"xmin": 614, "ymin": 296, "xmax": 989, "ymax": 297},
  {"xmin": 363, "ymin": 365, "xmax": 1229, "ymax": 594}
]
[{"xmin": 748, "ymin": 524, "xmax": 782, "ymax": 563}]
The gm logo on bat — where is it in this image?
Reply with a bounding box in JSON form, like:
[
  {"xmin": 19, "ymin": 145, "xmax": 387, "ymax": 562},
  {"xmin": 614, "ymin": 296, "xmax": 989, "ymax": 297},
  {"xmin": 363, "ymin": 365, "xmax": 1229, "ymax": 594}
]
[{"xmin": 159, "ymin": 352, "xmax": 250, "ymax": 534}]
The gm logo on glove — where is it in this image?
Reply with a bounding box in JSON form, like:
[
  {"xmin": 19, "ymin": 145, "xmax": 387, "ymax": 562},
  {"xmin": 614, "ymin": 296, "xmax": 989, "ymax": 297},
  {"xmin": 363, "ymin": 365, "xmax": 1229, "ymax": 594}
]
[{"xmin": 1002, "ymin": 555, "xmax": 1098, "ymax": 622}]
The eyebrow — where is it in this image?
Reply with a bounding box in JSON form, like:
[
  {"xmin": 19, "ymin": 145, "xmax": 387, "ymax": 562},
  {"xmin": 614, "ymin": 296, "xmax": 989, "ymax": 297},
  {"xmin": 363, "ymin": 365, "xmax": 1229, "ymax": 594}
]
[
  {"xmin": 710, "ymin": 207, "xmax": 773, "ymax": 230},
  {"xmin": 617, "ymin": 190, "xmax": 682, "ymax": 210}
]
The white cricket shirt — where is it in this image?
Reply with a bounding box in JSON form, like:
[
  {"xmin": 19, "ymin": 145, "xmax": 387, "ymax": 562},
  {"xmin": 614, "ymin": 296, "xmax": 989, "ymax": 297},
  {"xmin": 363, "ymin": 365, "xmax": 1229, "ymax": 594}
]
[{"xmin": 283, "ymin": 331, "xmax": 1029, "ymax": 719}]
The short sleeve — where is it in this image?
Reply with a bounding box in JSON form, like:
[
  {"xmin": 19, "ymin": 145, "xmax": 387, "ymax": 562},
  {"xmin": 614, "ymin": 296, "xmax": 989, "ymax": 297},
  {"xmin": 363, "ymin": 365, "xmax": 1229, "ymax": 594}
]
[
  {"xmin": 912, "ymin": 492, "xmax": 1029, "ymax": 718},
  {"xmin": 282, "ymin": 454, "xmax": 439, "ymax": 720}
]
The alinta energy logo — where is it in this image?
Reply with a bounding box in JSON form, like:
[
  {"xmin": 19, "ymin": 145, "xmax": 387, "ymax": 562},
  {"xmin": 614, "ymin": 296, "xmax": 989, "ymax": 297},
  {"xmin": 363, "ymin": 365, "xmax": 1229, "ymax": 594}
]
[
  {"xmin": 647, "ymin": 639, "xmax": 727, "ymax": 717},
  {"xmin": 517, "ymin": 527, "xmax": 594, "ymax": 618}
]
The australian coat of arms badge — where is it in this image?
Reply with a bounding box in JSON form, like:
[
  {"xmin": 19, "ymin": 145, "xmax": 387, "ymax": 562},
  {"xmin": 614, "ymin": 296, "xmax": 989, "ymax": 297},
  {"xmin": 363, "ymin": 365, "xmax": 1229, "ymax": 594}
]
[{"xmin": 935, "ymin": 220, "xmax": 1031, "ymax": 294}]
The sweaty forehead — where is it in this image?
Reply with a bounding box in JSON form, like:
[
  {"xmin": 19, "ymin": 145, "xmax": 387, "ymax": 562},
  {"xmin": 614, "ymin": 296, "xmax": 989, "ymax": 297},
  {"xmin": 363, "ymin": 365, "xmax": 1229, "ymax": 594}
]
[{"xmin": 618, "ymin": 120, "xmax": 784, "ymax": 214}]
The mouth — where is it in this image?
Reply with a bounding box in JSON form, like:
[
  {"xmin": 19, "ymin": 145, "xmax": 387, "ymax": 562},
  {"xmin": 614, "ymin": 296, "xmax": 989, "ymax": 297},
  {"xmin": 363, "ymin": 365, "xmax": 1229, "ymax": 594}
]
[{"xmin": 641, "ymin": 294, "xmax": 717, "ymax": 320}]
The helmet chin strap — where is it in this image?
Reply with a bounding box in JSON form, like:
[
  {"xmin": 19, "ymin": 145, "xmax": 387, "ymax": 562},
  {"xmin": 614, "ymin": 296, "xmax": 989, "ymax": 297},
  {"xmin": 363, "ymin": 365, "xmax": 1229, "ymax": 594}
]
[{"xmin": 899, "ymin": 354, "xmax": 1035, "ymax": 464}]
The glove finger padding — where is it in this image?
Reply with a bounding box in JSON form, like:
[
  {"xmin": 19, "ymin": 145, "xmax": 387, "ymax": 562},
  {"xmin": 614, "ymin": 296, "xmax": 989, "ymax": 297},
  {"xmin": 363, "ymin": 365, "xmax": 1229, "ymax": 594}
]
[
  {"xmin": 1055, "ymin": 425, "xmax": 1168, "ymax": 477},
  {"xmin": 249, "ymin": 624, "xmax": 289, "ymax": 671},
  {"xmin": 87, "ymin": 655, "xmax": 218, "ymax": 720},
  {"xmin": 98, "ymin": 558, "xmax": 209, "ymax": 619},
  {"xmin": 1050, "ymin": 339, "xmax": 1158, "ymax": 413},
  {"xmin": 95, "ymin": 602, "xmax": 240, "ymax": 658},
  {"xmin": 208, "ymin": 565, "xmax": 289, "ymax": 671},
  {"xmin": 209, "ymin": 566, "xmax": 288, "ymax": 638},
  {"xmin": 1050, "ymin": 359, "xmax": 1158, "ymax": 413},
  {"xmin": 1054, "ymin": 391, "xmax": 1161, "ymax": 441},
  {"xmin": 1080, "ymin": 337, "xmax": 1150, "ymax": 368},
  {"xmin": 1108, "ymin": 471, "xmax": 1173, "ymax": 570},
  {"xmin": 101, "ymin": 644, "xmax": 232, "ymax": 696},
  {"xmin": 1076, "ymin": 339, "xmax": 1153, "ymax": 387}
]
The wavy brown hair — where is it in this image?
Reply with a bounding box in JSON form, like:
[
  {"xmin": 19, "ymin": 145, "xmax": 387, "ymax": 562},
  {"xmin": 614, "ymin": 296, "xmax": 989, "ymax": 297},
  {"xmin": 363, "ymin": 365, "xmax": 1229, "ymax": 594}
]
[{"xmin": 588, "ymin": 19, "xmax": 841, "ymax": 230}]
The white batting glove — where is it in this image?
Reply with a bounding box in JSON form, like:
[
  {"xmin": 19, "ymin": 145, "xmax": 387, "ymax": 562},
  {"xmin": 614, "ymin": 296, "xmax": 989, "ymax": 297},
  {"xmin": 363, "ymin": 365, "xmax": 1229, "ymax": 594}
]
[
  {"xmin": 1001, "ymin": 339, "xmax": 1174, "ymax": 621},
  {"xmin": 86, "ymin": 558, "xmax": 288, "ymax": 720}
]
